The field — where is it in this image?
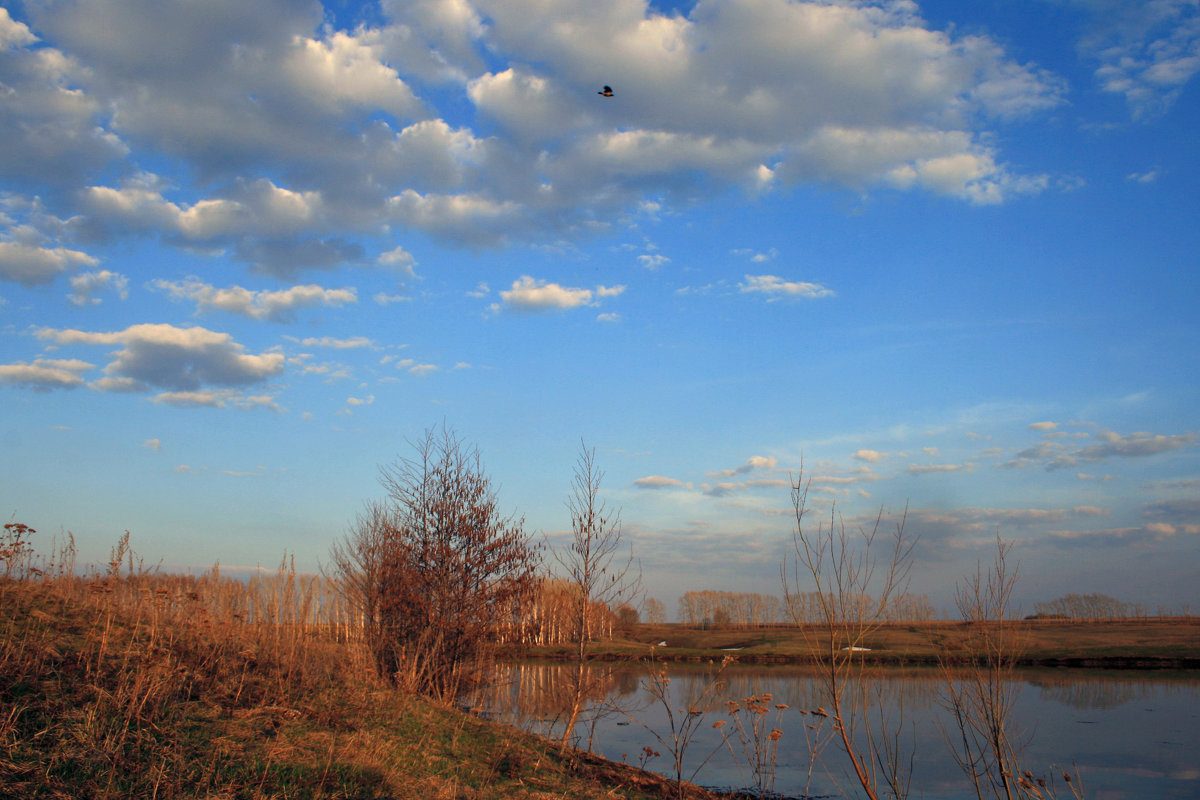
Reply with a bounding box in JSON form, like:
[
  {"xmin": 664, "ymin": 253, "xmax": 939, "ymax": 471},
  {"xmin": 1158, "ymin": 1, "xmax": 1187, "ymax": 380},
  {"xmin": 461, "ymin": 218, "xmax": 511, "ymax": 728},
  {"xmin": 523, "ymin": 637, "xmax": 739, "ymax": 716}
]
[{"xmin": 522, "ymin": 618, "xmax": 1200, "ymax": 668}]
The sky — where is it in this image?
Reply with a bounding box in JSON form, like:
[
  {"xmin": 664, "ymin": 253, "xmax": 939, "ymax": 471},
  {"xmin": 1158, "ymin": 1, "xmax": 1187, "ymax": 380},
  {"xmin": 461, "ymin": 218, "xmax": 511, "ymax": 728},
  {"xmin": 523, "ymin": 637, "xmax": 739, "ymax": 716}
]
[{"xmin": 2, "ymin": 0, "xmax": 1198, "ymax": 617}]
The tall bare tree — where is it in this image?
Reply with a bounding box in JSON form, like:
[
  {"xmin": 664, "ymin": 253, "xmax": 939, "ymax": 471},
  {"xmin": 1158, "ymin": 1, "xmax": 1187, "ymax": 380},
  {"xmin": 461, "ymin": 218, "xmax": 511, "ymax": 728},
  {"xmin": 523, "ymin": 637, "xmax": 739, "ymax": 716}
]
[
  {"xmin": 782, "ymin": 470, "xmax": 915, "ymax": 800},
  {"xmin": 329, "ymin": 425, "xmax": 540, "ymax": 701},
  {"xmin": 553, "ymin": 440, "xmax": 640, "ymax": 747}
]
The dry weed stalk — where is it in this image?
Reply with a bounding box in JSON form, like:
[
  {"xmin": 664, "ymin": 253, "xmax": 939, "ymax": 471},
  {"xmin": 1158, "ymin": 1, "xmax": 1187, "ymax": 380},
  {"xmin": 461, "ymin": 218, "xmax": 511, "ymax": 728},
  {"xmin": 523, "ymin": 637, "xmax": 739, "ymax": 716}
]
[
  {"xmin": 622, "ymin": 658, "xmax": 732, "ymax": 799},
  {"xmin": 716, "ymin": 692, "xmax": 788, "ymax": 796}
]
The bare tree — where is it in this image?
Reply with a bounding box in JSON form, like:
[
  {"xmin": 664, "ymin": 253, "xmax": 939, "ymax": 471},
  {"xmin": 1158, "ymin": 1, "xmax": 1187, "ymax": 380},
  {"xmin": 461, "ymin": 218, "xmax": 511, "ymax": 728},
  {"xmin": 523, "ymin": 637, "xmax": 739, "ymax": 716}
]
[
  {"xmin": 553, "ymin": 440, "xmax": 640, "ymax": 748},
  {"xmin": 782, "ymin": 470, "xmax": 915, "ymax": 800},
  {"xmin": 940, "ymin": 537, "xmax": 1086, "ymax": 800},
  {"xmin": 328, "ymin": 425, "xmax": 540, "ymax": 701},
  {"xmin": 643, "ymin": 596, "xmax": 666, "ymax": 624}
]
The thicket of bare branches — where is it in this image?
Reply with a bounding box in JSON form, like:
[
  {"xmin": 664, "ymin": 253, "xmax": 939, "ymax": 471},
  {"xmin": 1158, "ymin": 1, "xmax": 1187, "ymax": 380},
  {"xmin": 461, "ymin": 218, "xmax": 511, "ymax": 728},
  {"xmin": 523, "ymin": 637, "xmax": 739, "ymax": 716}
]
[{"xmin": 328, "ymin": 426, "xmax": 540, "ymax": 701}]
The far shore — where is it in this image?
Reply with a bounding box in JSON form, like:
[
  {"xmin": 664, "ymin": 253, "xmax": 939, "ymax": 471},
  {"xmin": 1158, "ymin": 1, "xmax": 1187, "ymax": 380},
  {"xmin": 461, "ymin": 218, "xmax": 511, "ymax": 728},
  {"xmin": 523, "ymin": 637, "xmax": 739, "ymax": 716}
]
[{"xmin": 509, "ymin": 617, "xmax": 1200, "ymax": 670}]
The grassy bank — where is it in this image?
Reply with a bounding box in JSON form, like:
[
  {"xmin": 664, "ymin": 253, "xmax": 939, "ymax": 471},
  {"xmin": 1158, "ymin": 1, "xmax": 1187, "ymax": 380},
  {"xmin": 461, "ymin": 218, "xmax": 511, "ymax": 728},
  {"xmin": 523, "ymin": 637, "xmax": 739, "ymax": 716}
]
[
  {"xmin": 0, "ymin": 574, "xmax": 725, "ymax": 800},
  {"xmin": 518, "ymin": 618, "xmax": 1200, "ymax": 668}
]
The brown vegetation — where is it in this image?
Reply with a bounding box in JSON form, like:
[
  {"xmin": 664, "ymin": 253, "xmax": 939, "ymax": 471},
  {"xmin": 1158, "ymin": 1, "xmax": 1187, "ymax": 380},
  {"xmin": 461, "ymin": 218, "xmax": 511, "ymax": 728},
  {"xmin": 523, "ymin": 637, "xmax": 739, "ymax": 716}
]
[
  {"xmin": 327, "ymin": 425, "xmax": 541, "ymax": 700},
  {"xmin": 1, "ymin": 530, "xmax": 735, "ymax": 800}
]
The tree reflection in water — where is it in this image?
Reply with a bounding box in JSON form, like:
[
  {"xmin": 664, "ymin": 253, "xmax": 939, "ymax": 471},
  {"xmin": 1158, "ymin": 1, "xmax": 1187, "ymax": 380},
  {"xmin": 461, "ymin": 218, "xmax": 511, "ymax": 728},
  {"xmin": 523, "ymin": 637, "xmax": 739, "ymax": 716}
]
[{"xmin": 468, "ymin": 663, "xmax": 1200, "ymax": 800}]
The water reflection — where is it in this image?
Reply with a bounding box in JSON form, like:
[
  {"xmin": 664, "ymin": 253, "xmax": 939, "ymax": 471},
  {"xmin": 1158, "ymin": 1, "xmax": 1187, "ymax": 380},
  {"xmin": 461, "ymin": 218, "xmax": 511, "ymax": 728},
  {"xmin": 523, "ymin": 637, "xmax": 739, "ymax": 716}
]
[{"xmin": 471, "ymin": 663, "xmax": 1200, "ymax": 800}]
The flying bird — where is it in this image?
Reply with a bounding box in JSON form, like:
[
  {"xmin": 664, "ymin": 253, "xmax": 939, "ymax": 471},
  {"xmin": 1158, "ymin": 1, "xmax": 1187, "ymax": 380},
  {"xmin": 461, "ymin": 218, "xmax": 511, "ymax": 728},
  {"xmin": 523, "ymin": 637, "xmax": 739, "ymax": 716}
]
[{"xmin": 598, "ymin": 85, "xmax": 614, "ymax": 97}]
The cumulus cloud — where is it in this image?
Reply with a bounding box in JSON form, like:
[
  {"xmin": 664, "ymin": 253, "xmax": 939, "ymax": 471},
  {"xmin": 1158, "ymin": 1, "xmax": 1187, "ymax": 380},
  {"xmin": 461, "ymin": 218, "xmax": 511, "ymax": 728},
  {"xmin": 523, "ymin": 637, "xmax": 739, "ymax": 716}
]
[
  {"xmin": 853, "ymin": 449, "xmax": 885, "ymax": 463},
  {"xmin": 378, "ymin": 245, "xmax": 417, "ymax": 276},
  {"xmin": 39, "ymin": 323, "xmax": 284, "ymax": 392},
  {"xmin": 0, "ymin": 241, "xmax": 98, "ymax": 286},
  {"xmin": 0, "ymin": 357, "xmax": 92, "ymax": 389},
  {"xmin": 0, "ymin": 0, "xmax": 1073, "ymax": 270},
  {"xmin": 81, "ymin": 179, "xmax": 326, "ymax": 241},
  {"xmin": 152, "ymin": 278, "xmax": 356, "ymax": 321},
  {"xmin": 68, "ymin": 269, "xmax": 128, "ymax": 306},
  {"xmin": 496, "ymin": 275, "xmax": 624, "ymax": 313},
  {"xmin": 739, "ymin": 274, "xmax": 834, "ymax": 300}
]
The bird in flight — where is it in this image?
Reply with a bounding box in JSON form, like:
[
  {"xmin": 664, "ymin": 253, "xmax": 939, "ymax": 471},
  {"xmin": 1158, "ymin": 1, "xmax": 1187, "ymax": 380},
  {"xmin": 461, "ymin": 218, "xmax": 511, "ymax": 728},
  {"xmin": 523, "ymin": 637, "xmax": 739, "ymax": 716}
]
[{"xmin": 598, "ymin": 85, "xmax": 614, "ymax": 97}]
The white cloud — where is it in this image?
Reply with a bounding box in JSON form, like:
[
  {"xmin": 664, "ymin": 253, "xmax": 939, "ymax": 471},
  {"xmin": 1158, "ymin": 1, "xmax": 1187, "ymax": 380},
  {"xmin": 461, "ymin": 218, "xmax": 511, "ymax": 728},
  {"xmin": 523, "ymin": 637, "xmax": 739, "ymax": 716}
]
[
  {"xmin": 0, "ymin": 241, "xmax": 98, "ymax": 286},
  {"xmin": 295, "ymin": 336, "xmax": 374, "ymax": 349},
  {"xmin": 497, "ymin": 275, "xmax": 623, "ymax": 313},
  {"xmin": 152, "ymin": 278, "xmax": 356, "ymax": 322},
  {"xmin": 152, "ymin": 389, "xmax": 282, "ymax": 411},
  {"xmin": 82, "ymin": 179, "xmax": 325, "ymax": 240},
  {"xmin": 407, "ymin": 363, "xmax": 439, "ymax": 376},
  {"xmin": 142, "ymin": 437, "xmax": 161, "ymax": 450},
  {"xmin": 0, "ymin": 8, "xmax": 37, "ymax": 49},
  {"xmin": 739, "ymin": 274, "xmax": 834, "ymax": 300},
  {"xmin": 378, "ymin": 246, "xmax": 417, "ymax": 276},
  {"xmin": 1, "ymin": 0, "xmax": 1071, "ymax": 269},
  {"xmin": 1075, "ymin": 0, "xmax": 1200, "ymax": 117},
  {"xmin": 68, "ymin": 269, "xmax": 128, "ymax": 306},
  {"xmin": 1007, "ymin": 428, "xmax": 1197, "ymax": 471},
  {"xmin": 638, "ymin": 253, "xmax": 670, "ymax": 270},
  {"xmin": 709, "ymin": 455, "xmax": 779, "ymax": 478},
  {"xmin": 39, "ymin": 323, "xmax": 284, "ymax": 392},
  {"xmin": 1028, "ymin": 421, "xmax": 1058, "ymax": 431},
  {"xmin": 633, "ymin": 475, "xmax": 687, "ymax": 489},
  {"xmin": 853, "ymin": 449, "xmax": 885, "ymax": 463},
  {"xmin": 0, "ymin": 357, "xmax": 92, "ymax": 389},
  {"xmin": 281, "ymin": 30, "xmax": 422, "ymax": 118},
  {"xmin": 906, "ymin": 462, "xmax": 972, "ymax": 475}
]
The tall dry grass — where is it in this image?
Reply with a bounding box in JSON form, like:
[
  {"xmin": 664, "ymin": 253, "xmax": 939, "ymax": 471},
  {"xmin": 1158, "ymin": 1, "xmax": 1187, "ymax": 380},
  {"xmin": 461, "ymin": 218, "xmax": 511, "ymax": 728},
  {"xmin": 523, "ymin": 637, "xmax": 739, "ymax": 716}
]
[{"xmin": 0, "ymin": 529, "xmax": 386, "ymax": 798}]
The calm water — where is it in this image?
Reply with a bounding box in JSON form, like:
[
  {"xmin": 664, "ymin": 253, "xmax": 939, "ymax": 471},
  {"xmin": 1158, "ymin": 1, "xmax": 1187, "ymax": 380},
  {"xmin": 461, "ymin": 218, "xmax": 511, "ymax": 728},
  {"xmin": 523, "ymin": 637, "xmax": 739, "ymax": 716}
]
[{"xmin": 473, "ymin": 663, "xmax": 1200, "ymax": 799}]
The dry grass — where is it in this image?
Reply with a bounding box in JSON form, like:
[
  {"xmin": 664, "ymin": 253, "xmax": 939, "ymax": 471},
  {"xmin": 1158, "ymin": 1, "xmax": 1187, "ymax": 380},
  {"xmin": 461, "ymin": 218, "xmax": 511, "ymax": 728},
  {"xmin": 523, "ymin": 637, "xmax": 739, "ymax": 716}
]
[{"xmin": 0, "ymin": 534, "xmax": 733, "ymax": 800}]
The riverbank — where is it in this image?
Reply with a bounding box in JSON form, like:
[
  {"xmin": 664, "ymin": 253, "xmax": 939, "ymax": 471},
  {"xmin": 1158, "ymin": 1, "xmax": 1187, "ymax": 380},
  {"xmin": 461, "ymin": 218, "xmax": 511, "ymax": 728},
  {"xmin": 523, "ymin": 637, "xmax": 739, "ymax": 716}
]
[
  {"xmin": 0, "ymin": 579, "xmax": 736, "ymax": 800},
  {"xmin": 514, "ymin": 618, "xmax": 1200, "ymax": 669}
]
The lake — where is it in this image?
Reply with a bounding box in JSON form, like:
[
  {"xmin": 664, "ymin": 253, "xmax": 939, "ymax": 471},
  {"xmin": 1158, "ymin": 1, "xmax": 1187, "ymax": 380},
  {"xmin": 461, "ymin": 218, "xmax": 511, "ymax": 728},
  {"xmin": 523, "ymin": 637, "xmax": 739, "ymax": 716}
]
[{"xmin": 472, "ymin": 662, "xmax": 1200, "ymax": 799}]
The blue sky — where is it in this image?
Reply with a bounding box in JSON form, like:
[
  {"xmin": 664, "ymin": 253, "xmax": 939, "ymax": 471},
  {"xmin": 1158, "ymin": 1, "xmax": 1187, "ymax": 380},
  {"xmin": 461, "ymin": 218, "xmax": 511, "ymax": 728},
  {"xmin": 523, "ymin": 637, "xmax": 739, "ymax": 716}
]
[{"xmin": 2, "ymin": 0, "xmax": 1198, "ymax": 616}]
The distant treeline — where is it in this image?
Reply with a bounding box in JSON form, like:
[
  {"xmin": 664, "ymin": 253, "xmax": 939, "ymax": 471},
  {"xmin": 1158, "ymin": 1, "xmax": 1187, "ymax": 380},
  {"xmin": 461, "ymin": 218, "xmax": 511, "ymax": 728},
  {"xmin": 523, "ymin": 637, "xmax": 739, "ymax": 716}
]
[
  {"xmin": 675, "ymin": 589, "xmax": 936, "ymax": 627},
  {"xmin": 1029, "ymin": 592, "xmax": 1192, "ymax": 620}
]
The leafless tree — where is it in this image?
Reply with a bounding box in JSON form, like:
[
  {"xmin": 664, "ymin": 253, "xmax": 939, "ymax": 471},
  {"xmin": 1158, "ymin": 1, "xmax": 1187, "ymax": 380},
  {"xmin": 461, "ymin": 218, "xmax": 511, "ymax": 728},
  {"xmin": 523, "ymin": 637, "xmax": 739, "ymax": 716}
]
[
  {"xmin": 553, "ymin": 441, "xmax": 640, "ymax": 748},
  {"xmin": 782, "ymin": 470, "xmax": 916, "ymax": 800},
  {"xmin": 328, "ymin": 425, "xmax": 540, "ymax": 701},
  {"xmin": 940, "ymin": 537, "xmax": 1086, "ymax": 800},
  {"xmin": 643, "ymin": 596, "xmax": 666, "ymax": 624}
]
